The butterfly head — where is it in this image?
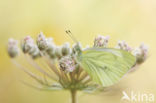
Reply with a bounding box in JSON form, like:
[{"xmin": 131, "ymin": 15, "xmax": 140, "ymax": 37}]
[
  {"xmin": 65, "ymin": 30, "xmax": 82, "ymax": 60},
  {"xmin": 72, "ymin": 42, "xmax": 82, "ymax": 57}
]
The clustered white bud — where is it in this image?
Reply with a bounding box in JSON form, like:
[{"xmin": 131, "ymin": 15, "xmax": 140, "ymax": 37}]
[
  {"xmin": 46, "ymin": 46, "xmax": 56, "ymax": 59},
  {"xmin": 7, "ymin": 38, "xmax": 19, "ymax": 58},
  {"xmin": 59, "ymin": 56, "xmax": 76, "ymax": 72},
  {"xmin": 37, "ymin": 32, "xmax": 54, "ymax": 51},
  {"xmin": 115, "ymin": 40, "xmax": 131, "ymax": 52},
  {"xmin": 132, "ymin": 43, "xmax": 148, "ymax": 64},
  {"xmin": 61, "ymin": 42, "xmax": 71, "ymax": 56},
  {"xmin": 21, "ymin": 36, "xmax": 40, "ymax": 58},
  {"xmin": 36, "ymin": 32, "xmax": 58, "ymax": 59},
  {"xmin": 94, "ymin": 35, "xmax": 109, "ymax": 47},
  {"xmin": 55, "ymin": 46, "xmax": 62, "ymax": 59}
]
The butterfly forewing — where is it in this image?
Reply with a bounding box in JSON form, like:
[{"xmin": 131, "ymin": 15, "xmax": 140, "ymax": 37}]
[{"xmin": 79, "ymin": 48, "xmax": 136, "ymax": 87}]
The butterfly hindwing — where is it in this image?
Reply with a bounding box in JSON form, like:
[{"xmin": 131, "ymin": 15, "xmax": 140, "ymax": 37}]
[{"xmin": 79, "ymin": 48, "xmax": 136, "ymax": 87}]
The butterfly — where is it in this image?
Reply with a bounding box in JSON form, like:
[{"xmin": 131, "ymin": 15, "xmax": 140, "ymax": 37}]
[{"xmin": 66, "ymin": 30, "xmax": 136, "ymax": 87}]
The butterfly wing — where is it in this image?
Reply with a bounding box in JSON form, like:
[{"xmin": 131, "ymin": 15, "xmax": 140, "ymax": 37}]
[{"xmin": 78, "ymin": 48, "xmax": 136, "ymax": 87}]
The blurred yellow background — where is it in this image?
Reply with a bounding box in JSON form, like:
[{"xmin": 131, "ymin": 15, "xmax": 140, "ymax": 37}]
[{"xmin": 0, "ymin": 0, "xmax": 156, "ymax": 103}]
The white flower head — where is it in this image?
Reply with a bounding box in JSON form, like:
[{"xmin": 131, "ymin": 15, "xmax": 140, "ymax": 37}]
[
  {"xmin": 37, "ymin": 32, "xmax": 54, "ymax": 50},
  {"xmin": 132, "ymin": 48, "xmax": 142, "ymax": 57},
  {"xmin": 139, "ymin": 43, "xmax": 148, "ymax": 56},
  {"xmin": 22, "ymin": 36, "xmax": 35, "ymax": 53},
  {"xmin": 7, "ymin": 38, "xmax": 19, "ymax": 58},
  {"xmin": 94, "ymin": 35, "xmax": 110, "ymax": 47},
  {"xmin": 59, "ymin": 56, "xmax": 76, "ymax": 72},
  {"xmin": 22, "ymin": 36, "xmax": 40, "ymax": 58},
  {"xmin": 61, "ymin": 42, "xmax": 71, "ymax": 56},
  {"xmin": 55, "ymin": 46, "xmax": 62, "ymax": 59},
  {"xmin": 132, "ymin": 43, "xmax": 148, "ymax": 64},
  {"xmin": 115, "ymin": 40, "xmax": 131, "ymax": 52},
  {"xmin": 37, "ymin": 32, "xmax": 46, "ymax": 41}
]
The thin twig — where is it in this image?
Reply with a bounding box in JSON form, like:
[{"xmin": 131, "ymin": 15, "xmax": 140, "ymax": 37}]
[
  {"xmin": 82, "ymin": 76, "xmax": 91, "ymax": 85},
  {"xmin": 21, "ymin": 81, "xmax": 62, "ymax": 91},
  {"xmin": 77, "ymin": 67, "xmax": 83, "ymax": 79},
  {"xmin": 78, "ymin": 71, "xmax": 88, "ymax": 82},
  {"xmin": 41, "ymin": 55, "xmax": 61, "ymax": 77},
  {"xmin": 24, "ymin": 55, "xmax": 58, "ymax": 81},
  {"xmin": 11, "ymin": 59, "xmax": 45, "ymax": 85}
]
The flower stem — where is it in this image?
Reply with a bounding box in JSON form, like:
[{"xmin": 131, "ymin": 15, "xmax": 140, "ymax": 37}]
[{"xmin": 70, "ymin": 90, "xmax": 77, "ymax": 103}]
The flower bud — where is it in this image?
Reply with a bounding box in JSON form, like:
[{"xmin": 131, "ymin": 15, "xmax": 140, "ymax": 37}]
[
  {"xmin": 29, "ymin": 45, "xmax": 40, "ymax": 59},
  {"xmin": 35, "ymin": 32, "xmax": 57, "ymax": 59},
  {"xmin": 94, "ymin": 35, "xmax": 109, "ymax": 47},
  {"xmin": 55, "ymin": 46, "xmax": 62, "ymax": 59},
  {"xmin": 7, "ymin": 38, "xmax": 19, "ymax": 58},
  {"xmin": 132, "ymin": 43, "xmax": 148, "ymax": 64},
  {"xmin": 59, "ymin": 56, "xmax": 76, "ymax": 72},
  {"xmin": 21, "ymin": 36, "xmax": 40, "ymax": 59},
  {"xmin": 46, "ymin": 45, "xmax": 56, "ymax": 59},
  {"xmin": 61, "ymin": 42, "xmax": 71, "ymax": 56},
  {"xmin": 37, "ymin": 32, "xmax": 54, "ymax": 51},
  {"xmin": 21, "ymin": 36, "xmax": 34, "ymax": 53},
  {"xmin": 140, "ymin": 43, "xmax": 148, "ymax": 56},
  {"xmin": 115, "ymin": 40, "xmax": 131, "ymax": 52}
]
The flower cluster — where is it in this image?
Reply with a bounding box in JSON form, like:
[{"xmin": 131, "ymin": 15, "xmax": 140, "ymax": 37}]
[
  {"xmin": 36, "ymin": 32, "xmax": 57, "ymax": 59},
  {"xmin": 7, "ymin": 38, "xmax": 19, "ymax": 58},
  {"xmin": 21, "ymin": 36, "xmax": 40, "ymax": 58},
  {"xmin": 94, "ymin": 35, "xmax": 110, "ymax": 47},
  {"xmin": 132, "ymin": 43, "xmax": 148, "ymax": 64},
  {"xmin": 37, "ymin": 32, "xmax": 54, "ymax": 51},
  {"xmin": 59, "ymin": 56, "xmax": 77, "ymax": 72},
  {"xmin": 7, "ymin": 33, "xmax": 148, "ymax": 103},
  {"xmin": 115, "ymin": 40, "xmax": 131, "ymax": 52},
  {"xmin": 7, "ymin": 34, "xmax": 148, "ymax": 71}
]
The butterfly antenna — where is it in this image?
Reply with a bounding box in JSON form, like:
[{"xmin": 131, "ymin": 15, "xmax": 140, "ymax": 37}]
[{"xmin": 65, "ymin": 30, "xmax": 78, "ymax": 43}]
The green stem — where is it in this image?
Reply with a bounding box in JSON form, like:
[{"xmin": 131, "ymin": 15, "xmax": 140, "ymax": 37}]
[{"xmin": 70, "ymin": 90, "xmax": 77, "ymax": 103}]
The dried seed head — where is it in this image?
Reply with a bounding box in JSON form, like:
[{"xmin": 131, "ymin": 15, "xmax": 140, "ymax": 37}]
[
  {"xmin": 115, "ymin": 40, "xmax": 131, "ymax": 52},
  {"xmin": 94, "ymin": 35, "xmax": 109, "ymax": 47},
  {"xmin": 132, "ymin": 43, "xmax": 148, "ymax": 64},
  {"xmin": 59, "ymin": 56, "xmax": 76, "ymax": 72},
  {"xmin": 37, "ymin": 32, "xmax": 54, "ymax": 51},
  {"xmin": 7, "ymin": 38, "xmax": 19, "ymax": 58}
]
